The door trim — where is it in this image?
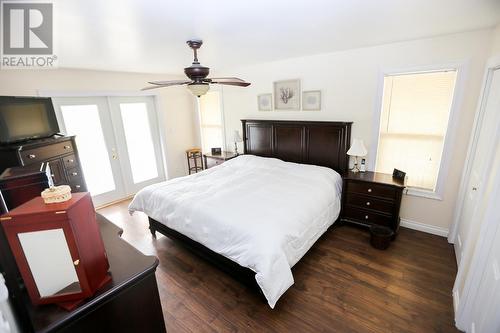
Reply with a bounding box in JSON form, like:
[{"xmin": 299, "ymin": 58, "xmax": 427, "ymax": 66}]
[
  {"xmin": 448, "ymin": 58, "xmax": 500, "ymax": 245},
  {"xmin": 454, "ymin": 136, "xmax": 500, "ymax": 330}
]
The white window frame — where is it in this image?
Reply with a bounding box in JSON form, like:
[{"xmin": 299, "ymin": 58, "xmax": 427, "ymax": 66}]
[{"xmin": 370, "ymin": 62, "xmax": 467, "ymax": 200}]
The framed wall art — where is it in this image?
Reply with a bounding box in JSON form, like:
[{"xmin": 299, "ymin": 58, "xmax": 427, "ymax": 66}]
[
  {"xmin": 257, "ymin": 94, "xmax": 272, "ymax": 111},
  {"xmin": 273, "ymin": 79, "xmax": 300, "ymax": 110},
  {"xmin": 302, "ymin": 90, "xmax": 321, "ymax": 111}
]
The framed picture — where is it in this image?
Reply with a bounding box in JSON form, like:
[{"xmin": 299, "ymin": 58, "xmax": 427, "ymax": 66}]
[
  {"xmin": 273, "ymin": 79, "xmax": 300, "ymax": 110},
  {"xmin": 257, "ymin": 94, "xmax": 272, "ymax": 111},
  {"xmin": 302, "ymin": 90, "xmax": 321, "ymax": 111}
]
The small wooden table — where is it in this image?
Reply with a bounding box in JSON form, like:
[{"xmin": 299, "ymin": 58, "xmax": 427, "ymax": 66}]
[
  {"xmin": 20, "ymin": 214, "xmax": 166, "ymax": 333},
  {"xmin": 203, "ymin": 151, "xmax": 238, "ymax": 169},
  {"xmin": 341, "ymin": 171, "xmax": 405, "ymax": 237}
]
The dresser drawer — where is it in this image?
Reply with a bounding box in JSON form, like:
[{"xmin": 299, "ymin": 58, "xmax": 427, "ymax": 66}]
[
  {"xmin": 66, "ymin": 167, "xmax": 82, "ymax": 181},
  {"xmin": 343, "ymin": 206, "xmax": 393, "ymax": 227},
  {"xmin": 345, "ymin": 193, "xmax": 394, "ymax": 214},
  {"xmin": 69, "ymin": 181, "xmax": 85, "ymax": 192},
  {"xmin": 346, "ymin": 181, "xmax": 396, "ymax": 200},
  {"xmin": 63, "ymin": 154, "xmax": 78, "ymax": 169},
  {"xmin": 21, "ymin": 141, "xmax": 74, "ymax": 165}
]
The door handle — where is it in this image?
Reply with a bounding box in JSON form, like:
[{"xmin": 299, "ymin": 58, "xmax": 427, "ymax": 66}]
[
  {"xmin": 111, "ymin": 148, "xmax": 118, "ymax": 160},
  {"xmin": 472, "ymin": 187, "xmax": 478, "ymax": 191}
]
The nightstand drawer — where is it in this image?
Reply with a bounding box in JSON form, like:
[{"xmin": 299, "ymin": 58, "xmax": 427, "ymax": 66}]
[
  {"xmin": 205, "ymin": 158, "xmax": 224, "ymax": 169},
  {"xmin": 345, "ymin": 193, "xmax": 394, "ymax": 214},
  {"xmin": 343, "ymin": 206, "xmax": 393, "ymax": 227},
  {"xmin": 347, "ymin": 181, "xmax": 396, "ymax": 200}
]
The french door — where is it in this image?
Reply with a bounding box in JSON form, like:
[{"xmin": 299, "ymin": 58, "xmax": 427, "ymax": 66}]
[{"xmin": 52, "ymin": 96, "xmax": 165, "ymax": 207}]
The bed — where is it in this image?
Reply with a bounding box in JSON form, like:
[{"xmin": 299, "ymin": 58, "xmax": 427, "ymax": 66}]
[{"xmin": 129, "ymin": 119, "xmax": 352, "ymax": 308}]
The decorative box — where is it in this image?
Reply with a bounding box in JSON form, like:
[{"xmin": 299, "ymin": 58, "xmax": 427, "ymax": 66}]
[{"xmin": 0, "ymin": 193, "xmax": 111, "ymax": 309}]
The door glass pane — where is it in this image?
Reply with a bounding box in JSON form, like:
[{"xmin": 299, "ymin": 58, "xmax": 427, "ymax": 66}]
[
  {"xmin": 119, "ymin": 103, "xmax": 158, "ymax": 183},
  {"xmin": 61, "ymin": 105, "xmax": 115, "ymax": 195},
  {"xmin": 18, "ymin": 229, "xmax": 81, "ymax": 297}
]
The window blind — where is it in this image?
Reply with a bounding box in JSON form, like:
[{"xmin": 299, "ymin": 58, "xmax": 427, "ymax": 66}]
[
  {"xmin": 375, "ymin": 70, "xmax": 457, "ymax": 191},
  {"xmin": 199, "ymin": 91, "xmax": 224, "ymax": 153}
]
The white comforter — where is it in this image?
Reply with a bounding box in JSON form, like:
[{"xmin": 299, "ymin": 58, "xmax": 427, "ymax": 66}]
[{"xmin": 129, "ymin": 154, "xmax": 342, "ymax": 308}]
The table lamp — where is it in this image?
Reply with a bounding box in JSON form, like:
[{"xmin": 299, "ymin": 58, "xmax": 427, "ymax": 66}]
[
  {"xmin": 347, "ymin": 139, "xmax": 367, "ymax": 173},
  {"xmin": 233, "ymin": 130, "xmax": 243, "ymax": 155}
]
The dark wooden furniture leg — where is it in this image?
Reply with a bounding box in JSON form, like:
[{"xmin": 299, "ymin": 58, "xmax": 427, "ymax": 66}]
[{"xmin": 149, "ymin": 223, "xmax": 157, "ymax": 238}]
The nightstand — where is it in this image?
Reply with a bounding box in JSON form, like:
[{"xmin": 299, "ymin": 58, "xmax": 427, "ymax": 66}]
[
  {"xmin": 341, "ymin": 171, "xmax": 405, "ymax": 236},
  {"xmin": 203, "ymin": 151, "xmax": 238, "ymax": 169}
]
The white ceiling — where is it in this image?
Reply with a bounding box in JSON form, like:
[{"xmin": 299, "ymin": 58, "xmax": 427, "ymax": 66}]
[{"xmin": 55, "ymin": 0, "xmax": 500, "ymax": 74}]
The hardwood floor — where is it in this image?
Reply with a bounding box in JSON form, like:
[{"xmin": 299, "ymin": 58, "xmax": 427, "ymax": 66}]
[{"xmin": 98, "ymin": 200, "xmax": 459, "ymax": 333}]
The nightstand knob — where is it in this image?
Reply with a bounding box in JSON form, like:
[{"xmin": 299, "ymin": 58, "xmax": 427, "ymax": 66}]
[
  {"xmin": 366, "ymin": 202, "xmax": 371, "ymax": 206},
  {"xmin": 28, "ymin": 154, "xmax": 36, "ymax": 159},
  {"xmin": 367, "ymin": 188, "xmax": 372, "ymax": 193},
  {"xmin": 71, "ymin": 172, "xmax": 78, "ymax": 176},
  {"xmin": 365, "ymin": 215, "xmax": 369, "ymax": 220}
]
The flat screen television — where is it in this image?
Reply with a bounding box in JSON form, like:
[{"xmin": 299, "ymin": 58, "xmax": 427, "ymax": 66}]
[{"xmin": 0, "ymin": 96, "xmax": 60, "ymax": 144}]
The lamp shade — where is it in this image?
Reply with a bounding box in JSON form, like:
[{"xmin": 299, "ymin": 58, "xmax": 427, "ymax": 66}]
[
  {"xmin": 187, "ymin": 83, "xmax": 209, "ymax": 97},
  {"xmin": 233, "ymin": 130, "xmax": 243, "ymax": 143},
  {"xmin": 347, "ymin": 139, "xmax": 367, "ymax": 157}
]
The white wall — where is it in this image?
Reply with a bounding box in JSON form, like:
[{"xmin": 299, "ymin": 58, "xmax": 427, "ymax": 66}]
[
  {"xmin": 490, "ymin": 24, "xmax": 500, "ymax": 56},
  {"xmin": 219, "ymin": 29, "xmax": 494, "ymax": 232},
  {"xmin": 0, "ymin": 68, "xmax": 198, "ymax": 179}
]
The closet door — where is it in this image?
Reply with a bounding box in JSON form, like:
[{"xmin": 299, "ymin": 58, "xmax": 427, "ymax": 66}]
[{"xmin": 455, "ymin": 67, "xmax": 500, "ymax": 263}]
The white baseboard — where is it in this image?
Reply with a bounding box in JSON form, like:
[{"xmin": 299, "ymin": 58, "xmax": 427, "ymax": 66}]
[
  {"xmin": 453, "ymin": 289, "xmax": 460, "ymax": 313},
  {"xmin": 400, "ymin": 218, "xmax": 449, "ymax": 237}
]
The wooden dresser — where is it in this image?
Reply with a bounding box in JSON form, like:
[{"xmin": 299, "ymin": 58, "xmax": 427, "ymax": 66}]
[
  {"xmin": 0, "ymin": 136, "xmax": 87, "ymax": 193},
  {"xmin": 341, "ymin": 171, "xmax": 405, "ymax": 236}
]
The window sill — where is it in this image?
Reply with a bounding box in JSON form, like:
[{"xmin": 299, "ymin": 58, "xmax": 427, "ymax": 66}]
[{"xmin": 404, "ymin": 187, "xmax": 443, "ymax": 201}]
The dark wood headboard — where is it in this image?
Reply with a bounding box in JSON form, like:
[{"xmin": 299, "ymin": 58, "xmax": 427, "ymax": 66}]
[{"xmin": 241, "ymin": 119, "xmax": 352, "ymax": 174}]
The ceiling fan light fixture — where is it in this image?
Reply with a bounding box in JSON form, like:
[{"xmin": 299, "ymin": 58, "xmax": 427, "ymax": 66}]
[{"xmin": 187, "ymin": 83, "xmax": 209, "ymax": 97}]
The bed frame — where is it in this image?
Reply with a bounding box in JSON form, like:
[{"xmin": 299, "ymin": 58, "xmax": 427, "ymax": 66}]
[{"xmin": 148, "ymin": 119, "xmax": 352, "ymax": 293}]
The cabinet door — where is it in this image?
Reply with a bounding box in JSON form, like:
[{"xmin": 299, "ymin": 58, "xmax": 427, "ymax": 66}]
[{"xmin": 47, "ymin": 159, "xmax": 66, "ymax": 185}]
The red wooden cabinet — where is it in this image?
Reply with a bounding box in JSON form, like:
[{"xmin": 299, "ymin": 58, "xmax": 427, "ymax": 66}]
[{"xmin": 0, "ymin": 193, "xmax": 110, "ymax": 309}]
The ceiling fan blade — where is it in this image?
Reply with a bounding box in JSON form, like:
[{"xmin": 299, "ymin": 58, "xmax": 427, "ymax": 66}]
[
  {"xmin": 211, "ymin": 81, "xmax": 251, "ymax": 87},
  {"xmin": 141, "ymin": 80, "xmax": 191, "ymax": 91},
  {"xmin": 148, "ymin": 80, "xmax": 191, "ymax": 86},
  {"xmin": 141, "ymin": 85, "xmax": 169, "ymax": 91},
  {"xmin": 206, "ymin": 77, "xmax": 246, "ymax": 82}
]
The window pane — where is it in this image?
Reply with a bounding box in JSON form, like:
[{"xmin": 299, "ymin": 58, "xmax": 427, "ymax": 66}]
[
  {"xmin": 199, "ymin": 91, "xmax": 222, "ymax": 126},
  {"xmin": 119, "ymin": 103, "xmax": 158, "ymax": 183},
  {"xmin": 376, "ymin": 70, "xmax": 457, "ymax": 190},
  {"xmin": 382, "ymin": 71, "xmax": 456, "ymax": 136},
  {"xmin": 199, "ymin": 91, "xmax": 223, "ymax": 152},
  {"xmin": 201, "ymin": 126, "xmax": 223, "ymax": 153},
  {"xmin": 61, "ymin": 105, "xmax": 116, "ymax": 195}
]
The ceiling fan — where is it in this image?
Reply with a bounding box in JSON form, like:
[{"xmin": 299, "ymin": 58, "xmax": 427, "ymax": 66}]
[{"xmin": 142, "ymin": 40, "xmax": 251, "ymax": 97}]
